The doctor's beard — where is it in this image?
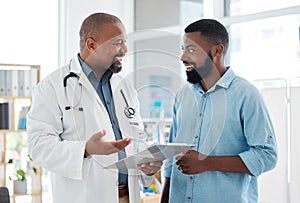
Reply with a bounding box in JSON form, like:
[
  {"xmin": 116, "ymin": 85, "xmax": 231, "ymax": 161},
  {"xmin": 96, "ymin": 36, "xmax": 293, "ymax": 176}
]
[
  {"xmin": 109, "ymin": 53, "xmax": 125, "ymax": 73},
  {"xmin": 109, "ymin": 62, "xmax": 122, "ymax": 73},
  {"xmin": 186, "ymin": 51, "xmax": 214, "ymax": 84}
]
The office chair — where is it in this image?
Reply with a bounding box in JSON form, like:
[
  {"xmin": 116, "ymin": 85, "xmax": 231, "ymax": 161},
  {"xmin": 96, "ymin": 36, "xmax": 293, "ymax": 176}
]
[{"xmin": 0, "ymin": 187, "xmax": 10, "ymax": 203}]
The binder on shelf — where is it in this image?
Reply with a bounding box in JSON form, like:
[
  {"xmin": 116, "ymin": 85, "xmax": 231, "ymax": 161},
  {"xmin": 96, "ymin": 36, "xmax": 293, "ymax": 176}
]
[
  {"xmin": 5, "ymin": 70, "xmax": 12, "ymax": 96},
  {"xmin": 31, "ymin": 68, "xmax": 38, "ymax": 93},
  {"xmin": 0, "ymin": 70, "xmax": 5, "ymax": 96},
  {"xmin": 11, "ymin": 69, "xmax": 19, "ymax": 96},
  {"xmin": 18, "ymin": 70, "xmax": 25, "ymax": 96},
  {"xmin": 0, "ymin": 102, "xmax": 10, "ymax": 129},
  {"xmin": 23, "ymin": 69, "xmax": 31, "ymax": 96},
  {"xmin": 0, "ymin": 133, "xmax": 4, "ymax": 162}
]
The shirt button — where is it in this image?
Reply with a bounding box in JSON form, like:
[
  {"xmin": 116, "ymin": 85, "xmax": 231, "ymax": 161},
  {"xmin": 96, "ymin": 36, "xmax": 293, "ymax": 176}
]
[
  {"xmin": 107, "ymin": 101, "xmax": 110, "ymax": 105},
  {"xmin": 199, "ymin": 113, "xmax": 202, "ymax": 117},
  {"xmin": 194, "ymin": 135, "xmax": 198, "ymax": 139},
  {"xmin": 189, "ymin": 176, "xmax": 193, "ymax": 181},
  {"xmin": 269, "ymin": 135, "xmax": 273, "ymax": 138},
  {"xmin": 187, "ymin": 197, "xmax": 191, "ymax": 200},
  {"xmin": 203, "ymin": 94, "xmax": 207, "ymax": 98}
]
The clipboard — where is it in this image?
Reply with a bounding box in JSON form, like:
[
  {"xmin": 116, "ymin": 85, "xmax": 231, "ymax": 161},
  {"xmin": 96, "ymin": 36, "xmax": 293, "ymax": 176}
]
[{"xmin": 103, "ymin": 143, "xmax": 195, "ymax": 170}]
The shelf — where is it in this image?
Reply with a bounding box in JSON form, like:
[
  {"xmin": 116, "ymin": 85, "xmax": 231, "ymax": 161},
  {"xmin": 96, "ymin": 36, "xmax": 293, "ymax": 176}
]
[
  {"xmin": 0, "ymin": 130, "xmax": 27, "ymax": 133},
  {"xmin": 0, "ymin": 96, "xmax": 32, "ymax": 100},
  {"xmin": 0, "ymin": 63, "xmax": 42, "ymax": 203},
  {"xmin": 11, "ymin": 193, "xmax": 41, "ymax": 197}
]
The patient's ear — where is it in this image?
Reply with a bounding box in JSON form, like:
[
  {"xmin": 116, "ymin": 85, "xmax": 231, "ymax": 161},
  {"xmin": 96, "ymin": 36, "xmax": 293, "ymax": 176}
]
[{"xmin": 212, "ymin": 44, "xmax": 225, "ymax": 57}]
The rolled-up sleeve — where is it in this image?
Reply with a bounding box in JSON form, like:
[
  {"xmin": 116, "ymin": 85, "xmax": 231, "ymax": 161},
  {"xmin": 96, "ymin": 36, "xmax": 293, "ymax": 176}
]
[{"xmin": 238, "ymin": 91, "xmax": 278, "ymax": 177}]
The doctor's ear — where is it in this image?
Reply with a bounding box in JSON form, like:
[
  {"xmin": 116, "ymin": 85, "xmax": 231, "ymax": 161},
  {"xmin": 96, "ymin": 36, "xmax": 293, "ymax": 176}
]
[{"xmin": 86, "ymin": 38, "xmax": 97, "ymax": 51}]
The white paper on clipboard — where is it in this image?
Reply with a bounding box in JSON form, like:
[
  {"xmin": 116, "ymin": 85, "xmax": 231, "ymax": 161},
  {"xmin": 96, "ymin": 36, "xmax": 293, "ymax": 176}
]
[{"xmin": 103, "ymin": 143, "xmax": 195, "ymax": 170}]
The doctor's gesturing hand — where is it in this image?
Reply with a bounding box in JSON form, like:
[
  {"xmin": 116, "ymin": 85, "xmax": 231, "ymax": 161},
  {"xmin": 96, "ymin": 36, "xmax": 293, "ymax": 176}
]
[{"xmin": 85, "ymin": 129, "xmax": 131, "ymax": 156}]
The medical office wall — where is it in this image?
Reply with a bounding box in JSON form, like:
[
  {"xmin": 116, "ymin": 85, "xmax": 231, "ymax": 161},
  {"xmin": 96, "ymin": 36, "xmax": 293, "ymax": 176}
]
[{"xmin": 0, "ymin": 0, "xmax": 58, "ymax": 80}]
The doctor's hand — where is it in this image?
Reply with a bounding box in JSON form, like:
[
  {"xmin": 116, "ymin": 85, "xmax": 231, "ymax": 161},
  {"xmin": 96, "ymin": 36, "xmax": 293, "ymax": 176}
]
[
  {"xmin": 137, "ymin": 161, "xmax": 163, "ymax": 176},
  {"xmin": 85, "ymin": 129, "xmax": 131, "ymax": 156},
  {"xmin": 175, "ymin": 150, "xmax": 207, "ymax": 174}
]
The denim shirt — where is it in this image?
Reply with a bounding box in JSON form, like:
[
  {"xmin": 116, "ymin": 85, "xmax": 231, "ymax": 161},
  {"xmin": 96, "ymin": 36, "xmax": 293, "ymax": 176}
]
[{"xmin": 164, "ymin": 68, "xmax": 277, "ymax": 203}]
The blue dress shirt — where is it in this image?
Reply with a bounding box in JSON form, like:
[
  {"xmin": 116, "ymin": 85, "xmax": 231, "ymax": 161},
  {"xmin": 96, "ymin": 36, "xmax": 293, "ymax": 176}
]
[
  {"xmin": 164, "ymin": 68, "xmax": 277, "ymax": 203},
  {"xmin": 78, "ymin": 55, "xmax": 128, "ymax": 186}
]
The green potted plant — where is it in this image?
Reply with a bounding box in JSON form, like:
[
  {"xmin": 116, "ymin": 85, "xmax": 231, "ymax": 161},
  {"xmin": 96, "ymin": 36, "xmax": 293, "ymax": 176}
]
[{"xmin": 7, "ymin": 154, "xmax": 37, "ymax": 194}]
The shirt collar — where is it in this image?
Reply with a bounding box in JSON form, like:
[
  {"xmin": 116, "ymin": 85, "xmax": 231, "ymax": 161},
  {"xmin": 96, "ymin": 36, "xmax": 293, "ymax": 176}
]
[
  {"xmin": 78, "ymin": 54, "xmax": 94, "ymax": 77},
  {"xmin": 191, "ymin": 67, "xmax": 236, "ymax": 93},
  {"xmin": 214, "ymin": 67, "xmax": 236, "ymax": 89},
  {"xmin": 77, "ymin": 54, "xmax": 113, "ymax": 88}
]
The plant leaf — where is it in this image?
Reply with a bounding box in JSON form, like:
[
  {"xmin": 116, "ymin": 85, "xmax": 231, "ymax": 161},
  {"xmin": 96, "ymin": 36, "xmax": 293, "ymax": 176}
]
[
  {"xmin": 7, "ymin": 158, "xmax": 13, "ymax": 164},
  {"xmin": 27, "ymin": 154, "xmax": 33, "ymax": 161},
  {"xmin": 16, "ymin": 169, "xmax": 26, "ymax": 181},
  {"xmin": 32, "ymin": 167, "xmax": 37, "ymax": 174}
]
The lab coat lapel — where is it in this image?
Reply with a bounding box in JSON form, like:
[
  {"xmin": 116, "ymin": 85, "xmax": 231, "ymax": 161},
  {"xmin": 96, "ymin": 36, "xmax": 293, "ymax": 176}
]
[
  {"xmin": 69, "ymin": 56, "xmax": 117, "ymax": 143},
  {"xmin": 69, "ymin": 56, "xmax": 106, "ymax": 109}
]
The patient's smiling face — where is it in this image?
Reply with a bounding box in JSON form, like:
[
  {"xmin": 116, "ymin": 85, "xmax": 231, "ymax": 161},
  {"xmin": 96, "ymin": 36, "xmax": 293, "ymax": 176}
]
[{"xmin": 181, "ymin": 32, "xmax": 215, "ymax": 84}]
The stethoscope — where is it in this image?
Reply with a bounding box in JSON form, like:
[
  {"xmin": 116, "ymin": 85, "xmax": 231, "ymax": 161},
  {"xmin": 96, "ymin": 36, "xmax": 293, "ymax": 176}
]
[
  {"xmin": 63, "ymin": 64, "xmax": 136, "ymax": 119},
  {"xmin": 63, "ymin": 71, "xmax": 84, "ymax": 111},
  {"xmin": 63, "ymin": 62, "xmax": 148, "ymax": 142},
  {"xmin": 120, "ymin": 89, "xmax": 136, "ymax": 119}
]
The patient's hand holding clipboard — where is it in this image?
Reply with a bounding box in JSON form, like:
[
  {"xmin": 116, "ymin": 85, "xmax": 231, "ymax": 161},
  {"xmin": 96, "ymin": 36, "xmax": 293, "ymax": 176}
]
[{"xmin": 103, "ymin": 143, "xmax": 195, "ymax": 170}]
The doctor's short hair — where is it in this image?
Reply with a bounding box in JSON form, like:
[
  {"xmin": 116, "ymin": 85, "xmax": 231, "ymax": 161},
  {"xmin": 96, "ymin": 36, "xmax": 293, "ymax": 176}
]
[
  {"xmin": 79, "ymin": 13, "xmax": 122, "ymax": 52},
  {"xmin": 185, "ymin": 19, "xmax": 229, "ymax": 55}
]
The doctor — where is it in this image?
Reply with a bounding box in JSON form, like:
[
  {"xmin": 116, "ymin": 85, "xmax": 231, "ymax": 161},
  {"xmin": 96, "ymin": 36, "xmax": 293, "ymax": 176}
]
[{"xmin": 27, "ymin": 13, "xmax": 162, "ymax": 203}]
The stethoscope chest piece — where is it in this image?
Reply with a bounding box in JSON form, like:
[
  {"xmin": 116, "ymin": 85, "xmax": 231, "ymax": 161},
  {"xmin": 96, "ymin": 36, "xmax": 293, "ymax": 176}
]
[
  {"xmin": 120, "ymin": 89, "xmax": 136, "ymax": 119},
  {"xmin": 124, "ymin": 106, "xmax": 136, "ymax": 119}
]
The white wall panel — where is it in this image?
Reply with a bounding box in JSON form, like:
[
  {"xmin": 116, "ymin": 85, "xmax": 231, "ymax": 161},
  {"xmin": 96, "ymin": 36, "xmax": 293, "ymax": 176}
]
[
  {"xmin": 59, "ymin": 0, "xmax": 134, "ymax": 67},
  {"xmin": 290, "ymin": 84, "xmax": 300, "ymax": 203},
  {"xmin": 258, "ymin": 85, "xmax": 288, "ymax": 203}
]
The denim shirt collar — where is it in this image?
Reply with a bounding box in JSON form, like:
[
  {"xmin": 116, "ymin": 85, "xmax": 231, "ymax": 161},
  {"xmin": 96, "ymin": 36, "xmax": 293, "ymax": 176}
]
[
  {"xmin": 77, "ymin": 54, "xmax": 113, "ymax": 89},
  {"xmin": 192, "ymin": 67, "xmax": 236, "ymax": 93}
]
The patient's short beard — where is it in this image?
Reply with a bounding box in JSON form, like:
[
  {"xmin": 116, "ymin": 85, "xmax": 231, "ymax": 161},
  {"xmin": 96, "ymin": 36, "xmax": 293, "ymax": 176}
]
[
  {"xmin": 186, "ymin": 63, "xmax": 202, "ymax": 84},
  {"xmin": 186, "ymin": 52, "xmax": 213, "ymax": 84}
]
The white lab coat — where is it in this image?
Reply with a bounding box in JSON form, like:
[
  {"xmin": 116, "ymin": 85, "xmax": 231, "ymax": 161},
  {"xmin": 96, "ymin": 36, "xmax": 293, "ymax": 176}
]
[{"xmin": 27, "ymin": 56, "xmax": 152, "ymax": 203}]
